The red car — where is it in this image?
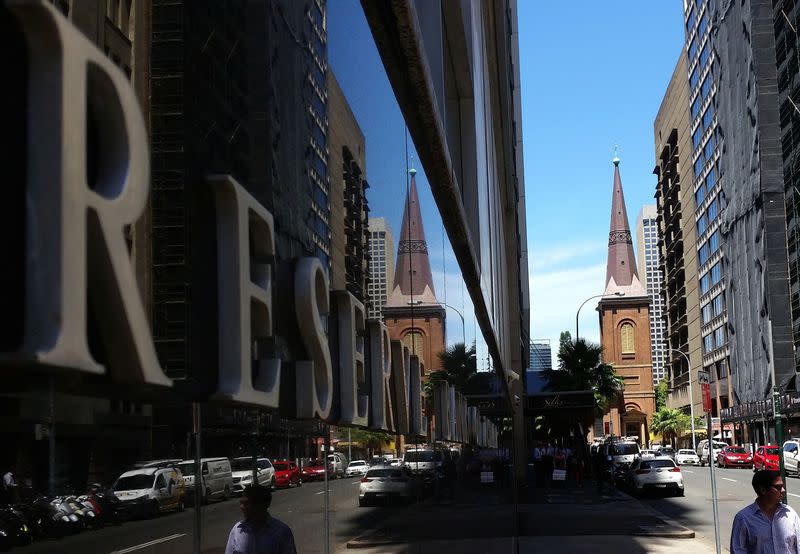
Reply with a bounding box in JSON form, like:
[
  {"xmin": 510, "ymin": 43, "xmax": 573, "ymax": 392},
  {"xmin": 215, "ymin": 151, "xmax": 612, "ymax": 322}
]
[
  {"xmin": 753, "ymin": 445, "xmax": 780, "ymax": 471},
  {"xmin": 716, "ymin": 446, "xmax": 753, "ymax": 469},
  {"xmin": 301, "ymin": 460, "xmax": 334, "ymax": 482},
  {"xmin": 273, "ymin": 461, "xmax": 302, "ymax": 488}
]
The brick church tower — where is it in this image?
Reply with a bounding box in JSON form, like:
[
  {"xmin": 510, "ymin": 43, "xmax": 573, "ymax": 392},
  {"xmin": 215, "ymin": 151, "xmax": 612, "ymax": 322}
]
[
  {"xmin": 598, "ymin": 154, "xmax": 655, "ymax": 445},
  {"xmin": 384, "ymin": 167, "xmax": 446, "ymax": 375}
]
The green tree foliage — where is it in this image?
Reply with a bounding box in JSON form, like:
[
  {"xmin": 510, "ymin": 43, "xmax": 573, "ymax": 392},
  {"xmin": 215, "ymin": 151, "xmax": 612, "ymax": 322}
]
[
  {"xmin": 544, "ymin": 338, "xmax": 625, "ymax": 411},
  {"xmin": 335, "ymin": 428, "xmax": 393, "ymax": 451},
  {"xmin": 424, "ymin": 342, "xmax": 478, "ymax": 398},
  {"xmin": 655, "ymin": 379, "xmax": 669, "ymax": 411},
  {"xmin": 558, "ymin": 331, "xmax": 573, "ymax": 358},
  {"xmin": 650, "ymin": 407, "xmax": 692, "ymax": 447}
]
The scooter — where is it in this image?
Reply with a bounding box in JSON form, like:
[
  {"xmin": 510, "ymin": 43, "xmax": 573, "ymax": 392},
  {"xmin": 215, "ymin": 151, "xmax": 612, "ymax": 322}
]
[
  {"xmin": 84, "ymin": 484, "xmax": 122, "ymax": 526},
  {"xmin": 51, "ymin": 497, "xmax": 83, "ymax": 533},
  {"xmin": 16, "ymin": 496, "xmax": 72, "ymax": 539}
]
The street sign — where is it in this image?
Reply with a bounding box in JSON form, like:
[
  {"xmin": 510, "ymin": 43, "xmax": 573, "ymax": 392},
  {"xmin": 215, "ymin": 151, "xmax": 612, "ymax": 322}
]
[{"xmin": 698, "ymin": 370, "xmax": 712, "ymax": 412}]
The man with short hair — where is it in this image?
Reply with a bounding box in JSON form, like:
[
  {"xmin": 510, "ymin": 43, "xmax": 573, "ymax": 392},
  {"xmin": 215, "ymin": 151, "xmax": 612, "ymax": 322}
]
[
  {"xmin": 2, "ymin": 464, "xmax": 17, "ymax": 505},
  {"xmin": 225, "ymin": 485, "xmax": 296, "ymax": 554},
  {"xmin": 731, "ymin": 469, "xmax": 800, "ymax": 553}
]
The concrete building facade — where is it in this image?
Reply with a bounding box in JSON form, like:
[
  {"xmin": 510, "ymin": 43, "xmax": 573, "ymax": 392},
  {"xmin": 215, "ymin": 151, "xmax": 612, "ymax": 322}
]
[
  {"xmin": 653, "ymin": 53, "xmax": 704, "ymax": 420},
  {"xmin": 367, "ymin": 218, "xmax": 395, "ymax": 321},
  {"xmin": 636, "ymin": 205, "xmax": 667, "ymax": 385}
]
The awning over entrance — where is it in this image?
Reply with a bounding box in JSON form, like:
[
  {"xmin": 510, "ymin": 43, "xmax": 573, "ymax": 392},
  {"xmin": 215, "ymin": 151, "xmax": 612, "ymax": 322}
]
[{"xmin": 526, "ymin": 391, "xmax": 596, "ymax": 412}]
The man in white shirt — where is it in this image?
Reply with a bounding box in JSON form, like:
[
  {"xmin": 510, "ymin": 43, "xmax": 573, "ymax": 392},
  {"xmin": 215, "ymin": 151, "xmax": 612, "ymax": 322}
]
[
  {"xmin": 2, "ymin": 465, "xmax": 17, "ymax": 505},
  {"xmin": 731, "ymin": 470, "xmax": 800, "ymax": 553}
]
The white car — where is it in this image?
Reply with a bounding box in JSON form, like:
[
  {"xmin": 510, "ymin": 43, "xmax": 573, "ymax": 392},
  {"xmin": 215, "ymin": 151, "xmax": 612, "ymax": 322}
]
[
  {"xmin": 230, "ymin": 457, "xmax": 276, "ymax": 493},
  {"xmin": 177, "ymin": 458, "xmax": 233, "ymax": 503},
  {"xmin": 676, "ymin": 449, "xmax": 700, "ymax": 465},
  {"xmin": 386, "ymin": 458, "xmax": 403, "ymax": 467},
  {"xmin": 113, "ymin": 467, "xmax": 186, "ymax": 517},
  {"xmin": 628, "ymin": 458, "xmax": 684, "ymax": 496},
  {"xmin": 358, "ymin": 467, "xmax": 418, "ymax": 506},
  {"xmin": 346, "ymin": 460, "xmax": 369, "ymax": 477},
  {"xmin": 639, "ymin": 449, "xmax": 657, "ymax": 461}
]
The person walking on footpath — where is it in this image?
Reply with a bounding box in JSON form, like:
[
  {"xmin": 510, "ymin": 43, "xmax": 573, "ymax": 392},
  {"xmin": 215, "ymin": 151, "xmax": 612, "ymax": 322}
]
[
  {"xmin": 731, "ymin": 470, "xmax": 800, "ymax": 553},
  {"xmin": 2, "ymin": 464, "xmax": 18, "ymax": 505},
  {"xmin": 225, "ymin": 485, "xmax": 297, "ymax": 554}
]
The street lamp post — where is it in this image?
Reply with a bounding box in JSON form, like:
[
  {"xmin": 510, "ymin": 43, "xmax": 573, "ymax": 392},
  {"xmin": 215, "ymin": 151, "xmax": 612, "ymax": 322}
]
[
  {"xmin": 667, "ymin": 348, "xmax": 696, "ymax": 452},
  {"xmin": 575, "ymin": 292, "xmax": 624, "ymax": 339},
  {"xmin": 408, "ymin": 300, "xmax": 466, "ymax": 344}
]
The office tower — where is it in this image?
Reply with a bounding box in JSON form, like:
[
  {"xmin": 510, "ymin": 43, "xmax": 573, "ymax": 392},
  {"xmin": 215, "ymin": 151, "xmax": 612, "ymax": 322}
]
[
  {"xmin": 636, "ymin": 206, "xmax": 667, "ymax": 385},
  {"xmin": 653, "ymin": 52, "xmax": 703, "ymax": 419},
  {"xmin": 529, "ymin": 340, "xmax": 552, "ymax": 372},
  {"xmin": 367, "ymin": 218, "xmax": 395, "ymax": 321}
]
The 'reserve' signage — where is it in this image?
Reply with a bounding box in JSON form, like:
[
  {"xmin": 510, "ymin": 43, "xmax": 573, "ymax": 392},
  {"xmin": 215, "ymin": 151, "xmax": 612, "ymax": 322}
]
[{"xmin": 2, "ymin": 1, "xmax": 497, "ymax": 447}]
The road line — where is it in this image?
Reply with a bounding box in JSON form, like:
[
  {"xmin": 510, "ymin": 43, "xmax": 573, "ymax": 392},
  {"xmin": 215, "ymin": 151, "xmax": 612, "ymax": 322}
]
[
  {"xmin": 789, "ymin": 493, "xmax": 800, "ymax": 498},
  {"xmin": 110, "ymin": 534, "xmax": 187, "ymax": 554},
  {"xmin": 316, "ymin": 490, "xmax": 327, "ymax": 495},
  {"xmin": 722, "ymin": 477, "xmax": 737, "ymax": 482},
  {"xmin": 683, "ymin": 470, "xmax": 695, "ymax": 473}
]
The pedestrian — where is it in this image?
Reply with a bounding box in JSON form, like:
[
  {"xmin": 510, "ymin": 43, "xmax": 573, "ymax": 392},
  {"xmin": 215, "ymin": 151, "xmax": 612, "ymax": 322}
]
[
  {"xmin": 2, "ymin": 464, "xmax": 18, "ymax": 505},
  {"xmin": 532, "ymin": 441, "xmax": 543, "ymax": 487},
  {"xmin": 730, "ymin": 470, "xmax": 800, "ymax": 553},
  {"xmin": 225, "ymin": 485, "xmax": 297, "ymax": 554}
]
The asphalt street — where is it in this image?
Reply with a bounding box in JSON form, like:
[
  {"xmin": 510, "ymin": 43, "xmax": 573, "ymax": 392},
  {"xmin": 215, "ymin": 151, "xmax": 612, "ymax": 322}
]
[
  {"xmin": 17, "ymin": 476, "xmax": 402, "ymax": 554},
  {"xmin": 638, "ymin": 464, "xmax": 800, "ymax": 552}
]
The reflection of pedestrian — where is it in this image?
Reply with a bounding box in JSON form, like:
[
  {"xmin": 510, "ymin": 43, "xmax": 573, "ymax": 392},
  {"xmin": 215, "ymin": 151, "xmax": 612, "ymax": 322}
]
[
  {"xmin": 2, "ymin": 465, "xmax": 18, "ymax": 505},
  {"xmin": 225, "ymin": 486, "xmax": 296, "ymax": 554},
  {"xmin": 731, "ymin": 470, "xmax": 800, "ymax": 554}
]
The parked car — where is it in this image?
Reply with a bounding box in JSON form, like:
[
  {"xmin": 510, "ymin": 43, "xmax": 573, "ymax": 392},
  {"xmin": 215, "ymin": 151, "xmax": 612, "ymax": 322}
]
[
  {"xmin": 358, "ymin": 467, "xmax": 418, "ymax": 506},
  {"xmin": 639, "ymin": 449, "xmax": 657, "ymax": 461},
  {"xmin": 753, "ymin": 445, "xmax": 780, "ymax": 471},
  {"xmin": 177, "ymin": 458, "xmax": 233, "ymax": 503},
  {"xmin": 605, "ymin": 441, "xmax": 640, "ymax": 467},
  {"xmin": 698, "ymin": 439, "xmax": 728, "ymax": 466},
  {"xmin": 783, "ymin": 440, "xmax": 800, "ymax": 476},
  {"xmin": 273, "ymin": 461, "xmax": 302, "ymax": 488},
  {"xmin": 113, "ymin": 467, "xmax": 186, "ymax": 518},
  {"xmin": 675, "ymin": 449, "xmax": 700, "ymax": 465},
  {"xmin": 657, "ymin": 447, "xmax": 676, "ymax": 461},
  {"xmin": 300, "ymin": 460, "xmax": 332, "ymax": 482},
  {"xmin": 628, "ymin": 458, "xmax": 684, "ymax": 496},
  {"xmin": 327, "ymin": 453, "xmax": 347, "ymax": 478},
  {"xmin": 386, "ymin": 458, "xmax": 403, "ymax": 467},
  {"xmin": 716, "ymin": 446, "xmax": 753, "ymax": 469},
  {"xmin": 230, "ymin": 457, "xmax": 276, "ymax": 493},
  {"xmin": 346, "ymin": 460, "xmax": 369, "ymax": 477}
]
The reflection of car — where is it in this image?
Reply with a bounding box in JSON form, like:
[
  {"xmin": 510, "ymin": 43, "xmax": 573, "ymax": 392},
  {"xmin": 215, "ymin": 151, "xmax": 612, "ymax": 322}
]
[
  {"xmin": 675, "ymin": 449, "xmax": 700, "ymax": 465},
  {"xmin": 783, "ymin": 440, "xmax": 800, "ymax": 476},
  {"xmin": 716, "ymin": 446, "xmax": 753, "ymax": 469},
  {"xmin": 177, "ymin": 458, "xmax": 233, "ymax": 503},
  {"xmin": 656, "ymin": 447, "xmax": 676, "ymax": 461},
  {"xmin": 698, "ymin": 440, "xmax": 727, "ymax": 466},
  {"xmin": 606, "ymin": 442, "xmax": 640, "ymax": 467},
  {"xmin": 358, "ymin": 467, "xmax": 418, "ymax": 506},
  {"xmin": 639, "ymin": 450, "xmax": 657, "ymax": 461},
  {"xmin": 628, "ymin": 458, "xmax": 684, "ymax": 496},
  {"xmin": 273, "ymin": 461, "xmax": 302, "ymax": 488},
  {"xmin": 386, "ymin": 458, "xmax": 403, "ymax": 467},
  {"xmin": 753, "ymin": 445, "xmax": 780, "ymax": 471},
  {"xmin": 327, "ymin": 453, "xmax": 347, "ymax": 478},
  {"xmin": 346, "ymin": 460, "xmax": 369, "ymax": 477},
  {"xmin": 113, "ymin": 467, "xmax": 186, "ymax": 518},
  {"xmin": 300, "ymin": 461, "xmax": 331, "ymax": 482},
  {"xmin": 231, "ymin": 458, "xmax": 275, "ymax": 493}
]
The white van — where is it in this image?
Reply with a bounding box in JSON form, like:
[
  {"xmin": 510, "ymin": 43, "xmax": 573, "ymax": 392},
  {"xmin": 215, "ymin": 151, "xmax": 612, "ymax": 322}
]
[
  {"xmin": 178, "ymin": 458, "xmax": 233, "ymax": 503},
  {"xmin": 327, "ymin": 453, "xmax": 347, "ymax": 478},
  {"xmin": 697, "ymin": 439, "xmax": 728, "ymax": 466},
  {"xmin": 113, "ymin": 466, "xmax": 186, "ymax": 518}
]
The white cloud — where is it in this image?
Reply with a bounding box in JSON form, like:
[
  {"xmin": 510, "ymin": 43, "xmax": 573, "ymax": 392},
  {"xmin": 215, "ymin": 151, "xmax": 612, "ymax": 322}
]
[
  {"xmin": 529, "ymin": 262, "xmax": 607, "ymax": 367},
  {"xmin": 530, "ymin": 240, "xmax": 607, "ymax": 272}
]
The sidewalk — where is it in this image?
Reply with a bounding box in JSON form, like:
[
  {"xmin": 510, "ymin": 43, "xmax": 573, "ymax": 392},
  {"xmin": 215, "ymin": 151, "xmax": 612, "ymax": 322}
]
[{"xmin": 343, "ymin": 480, "xmax": 719, "ymax": 553}]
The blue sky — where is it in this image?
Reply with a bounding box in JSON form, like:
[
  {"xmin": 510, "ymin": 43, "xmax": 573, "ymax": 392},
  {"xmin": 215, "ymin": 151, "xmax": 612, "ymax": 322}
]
[{"xmin": 329, "ymin": 1, "xmax": 685, "ymax": 368}]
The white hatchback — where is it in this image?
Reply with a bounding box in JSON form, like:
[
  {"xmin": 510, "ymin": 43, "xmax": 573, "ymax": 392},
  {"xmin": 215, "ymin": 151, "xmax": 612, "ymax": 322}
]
[
  {"xmin": 346, "ymin": 460, "xmax": 369, "ymax": 477},
  {"xmin": 358, "ymin": 467, "xmax": 417, "ymax": 506},
  {"xmin": 629, "ymin": 458, "xmax": 684, "ymax": 496},
  {"xmin": 676, "ymin": 449, "xmax": 700, "ymax": 465}
]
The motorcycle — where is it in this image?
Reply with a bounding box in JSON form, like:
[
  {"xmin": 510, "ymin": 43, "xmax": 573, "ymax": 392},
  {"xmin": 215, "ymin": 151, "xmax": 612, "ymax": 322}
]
[
  {"xmin": 51, "ymin": 497, "xmax": 83, "ymax": 533},
  {"xmin": 81, "ymin": 484, "xmax": 122, "ymax": 527},
  {"xmin": 0, "ymin": 506, "xmax": 32, "ymax": 548},
  {"xmin": 16, "ymin": 496, "xmax": 73, "ymax": 539}
]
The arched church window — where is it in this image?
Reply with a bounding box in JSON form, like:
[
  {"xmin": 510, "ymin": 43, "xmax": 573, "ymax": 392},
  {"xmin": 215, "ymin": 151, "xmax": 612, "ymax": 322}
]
[
  {"xmin": 620, "ymin": 323, "xmax": 635, "ymax": 354},
  {"xmin": 404, "ymin": 331, "xmax": 425, "ymax": 367}
]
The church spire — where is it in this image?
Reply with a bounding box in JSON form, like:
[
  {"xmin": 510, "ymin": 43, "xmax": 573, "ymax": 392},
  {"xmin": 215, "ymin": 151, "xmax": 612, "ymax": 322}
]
[
  {"xmin": 385, "ymin": 167, "xmax": 438, "ymax": 307},
  {"xmin": 604, "ymin": 155, "xmax": 647, "ymax": 297}
]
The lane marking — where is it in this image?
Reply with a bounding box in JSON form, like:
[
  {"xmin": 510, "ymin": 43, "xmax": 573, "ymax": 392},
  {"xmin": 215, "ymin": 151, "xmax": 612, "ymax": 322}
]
[
  {"xmin": 110, "ymin": 534, "xmax": 187, "ymax": 554},
  {"xmin": 316, "ymin": 491, "xmax": 327, "ymax": 495},
  {"xmin": 684, "ymin": 470, "xmax": 695, "ymax": 473},
  {"xmin": 789, "ymin": 493, "xmax": 800, "ymax": 498},
  {"xmin": 722, "ymin": 477, "xmax": 737, "ymax": 482}
]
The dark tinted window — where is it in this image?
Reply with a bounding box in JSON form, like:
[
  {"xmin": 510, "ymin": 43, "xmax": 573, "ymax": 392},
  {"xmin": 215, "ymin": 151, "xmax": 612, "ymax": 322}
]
[
  {"xmin": 728, "ymin": 447, "xmax": 746, "ymax": 454},
  {"xmin": 613, "ymin": 443, "xmax": 638, "ymax": 455},
  {"xmin": 273, "ymin": 462, "xmax": 289, "ymax": 471},
  {"xmin": 767, "ymin": 448, "xmax": 780, "ymax": 455},
  {"xmin": 114, "ymin": 474, "xmax": 155, "ymax": 491}
]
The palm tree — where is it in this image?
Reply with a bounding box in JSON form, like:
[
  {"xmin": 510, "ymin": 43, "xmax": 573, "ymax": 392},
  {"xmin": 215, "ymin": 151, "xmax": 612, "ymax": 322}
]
[
  {"xmin": 544, "ymin": 338, "xmax": 625, "ymax": 409},
  {"xmin": 651, "ymin": 407, "xmax": 692, "ymax": 447},
  {"xmin": 435, "ymin": 342, "xmax": 478, "ymax": 392}
]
